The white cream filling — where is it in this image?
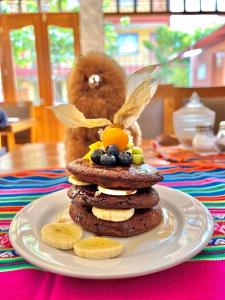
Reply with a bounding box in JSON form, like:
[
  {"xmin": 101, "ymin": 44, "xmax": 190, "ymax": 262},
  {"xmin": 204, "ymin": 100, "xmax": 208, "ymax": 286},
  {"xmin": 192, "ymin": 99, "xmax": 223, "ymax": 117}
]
[
  {"xmin": 68, "ymin": 175, "xmax": 91, "ymax": 186},
  {"xmin": 97, "ymin": 185, "xmax": 137, "ymax": 196}
]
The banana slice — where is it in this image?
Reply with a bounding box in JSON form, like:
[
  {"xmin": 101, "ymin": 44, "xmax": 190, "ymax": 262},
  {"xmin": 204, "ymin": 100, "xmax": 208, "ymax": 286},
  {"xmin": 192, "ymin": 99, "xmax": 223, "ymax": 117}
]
[
  {"xmin": 74, "ymin": 237, "xmax": 124, "ymax": 259},
  {"xmin": 98, "ymin": 185, "xmax": 137, "ymax": 196},
  {"xmin": 41, "ymin": 223, "xmax": 82, "ymax": 250},
  {"xmin": 68, "ymin": 175, "xmax": 91, "ymax": 186},
  {"xmin": 54, "ymin": 207, "xmax": 73, "ymax": 224},
  {"xmin": 92, "ymin": 207, "xmax": 135, "ymax": 222}
]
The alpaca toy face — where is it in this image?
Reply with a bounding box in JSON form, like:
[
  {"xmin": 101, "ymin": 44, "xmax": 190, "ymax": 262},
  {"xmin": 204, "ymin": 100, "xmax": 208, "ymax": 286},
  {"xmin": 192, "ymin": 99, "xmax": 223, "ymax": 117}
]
[
  {"xmin": 88, "ymin": 74, "xmax": 103, "ymax": 89},
  {"xmin": 68, "ymin": 52, "xmax": 126, "ymax": 114}
]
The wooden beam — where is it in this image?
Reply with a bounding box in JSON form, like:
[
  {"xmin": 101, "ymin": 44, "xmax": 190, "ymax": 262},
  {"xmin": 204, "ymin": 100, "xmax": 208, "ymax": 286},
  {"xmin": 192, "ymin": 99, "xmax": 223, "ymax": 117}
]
[
  {"xmin": 175, "ymin": 86, "xmax": 225, "ymax": 99},
  {"xmin": 18, "ymin": 0, "xmax": 22, "ymax": 13},
  {"xmin": 73, "ymin": 14, "xmax": 81, "ymax": 59},
  {"xmin": 183, "ymin": 0, "xmax": 187, "ymax": 13},
  {"xmin": 58, "ymin": 0, "xmax": 62, "ymax": 12},
  {"xmin": 37, "ymin": 0, "xmax": 41, "ymax": 12},
  {"xmin": 166, "ymin": 0, "xmax": 170, "ymax": 12},
  {"xmin": 116, "ymin": 0, "xmax": 120, "ymax": 13},
  {"xmin": 134, "ymin": 0, "xmax": 137, "ymax": 13}
]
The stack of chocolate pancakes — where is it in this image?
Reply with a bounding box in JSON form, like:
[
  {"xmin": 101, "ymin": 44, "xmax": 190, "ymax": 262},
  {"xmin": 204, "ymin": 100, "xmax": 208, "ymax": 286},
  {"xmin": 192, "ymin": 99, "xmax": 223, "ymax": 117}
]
[{"xmin": 67, "ymin": 159, "xmax": 164, "ymax": 237}]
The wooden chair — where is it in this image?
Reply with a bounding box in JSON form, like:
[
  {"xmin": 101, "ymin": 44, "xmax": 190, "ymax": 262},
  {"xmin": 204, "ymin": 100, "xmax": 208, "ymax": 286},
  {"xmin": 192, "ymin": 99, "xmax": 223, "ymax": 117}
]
[
  {"xmin": 138, "ymin": 85, "xmax": 225, "ymax": 138},
  {"xmin": 0, "ymin": 101, "xmax": 35, "ymax": 151},
  {"xmin": 0, "ymin": 133, "xmax": 6, "ymax": 156},
  {"xmin": 138, "ymin": 85, "xmax": 176, "ymax": 138}
]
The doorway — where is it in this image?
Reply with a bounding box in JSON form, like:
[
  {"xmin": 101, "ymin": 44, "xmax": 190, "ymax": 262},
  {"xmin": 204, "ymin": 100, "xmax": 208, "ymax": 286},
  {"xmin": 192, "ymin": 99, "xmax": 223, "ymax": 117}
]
[{"xmin": 0, "ymin": 13, "xmax": 80, "ymax": 142}]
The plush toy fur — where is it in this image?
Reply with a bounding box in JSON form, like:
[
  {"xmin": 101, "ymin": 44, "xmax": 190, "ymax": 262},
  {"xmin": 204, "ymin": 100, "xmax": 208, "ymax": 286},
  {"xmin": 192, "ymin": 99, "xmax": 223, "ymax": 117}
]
[{"xmin": 66, "ymin": 51, "xmax": 141, "ymax": 162}]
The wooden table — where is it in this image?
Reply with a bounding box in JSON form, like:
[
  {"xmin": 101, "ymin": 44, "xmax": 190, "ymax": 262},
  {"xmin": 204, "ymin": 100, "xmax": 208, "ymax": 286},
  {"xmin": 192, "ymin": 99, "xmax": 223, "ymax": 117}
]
[
  {"xmin": 0, "ymin": 118, "xmax": 35, "ymax": 152},
  {"xmin": 0, "ymin": 143, "xmax": 66, "ymax": 173},
  {"xmin": 0, "ymin": 141, "xmax": 165, "ymax": 174}
]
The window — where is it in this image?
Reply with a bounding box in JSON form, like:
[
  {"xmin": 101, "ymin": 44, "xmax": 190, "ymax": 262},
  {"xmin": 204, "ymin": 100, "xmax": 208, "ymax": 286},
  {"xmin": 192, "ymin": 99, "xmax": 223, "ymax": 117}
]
[
  {"xmin": 197, "ymin": 64, "xmax": 207, "ymax": 80},
  {"xmin": 10, "ymin": 26, "xmax": 40, "ymax": 104},
  {"xmin": 117, "ymin": 33, "xmax": 139, "ymax": 55},
  {"xmin": 48, "ymin": 26, "xmax": 75, "ymax": 104},
  {"xmin": 104, "ymin": 0, "xmax": 225, "ymax": 14},
  {"xmin": 0, "ymin": 0, "xmax": 80, "ymax": 13},
  {"xmin": 119, "ymin": 0, "xmax": 134, "ymax": 12},
  {"xmin": 215, "ymin": 51, "xmax": 225, "ymax": 68}
]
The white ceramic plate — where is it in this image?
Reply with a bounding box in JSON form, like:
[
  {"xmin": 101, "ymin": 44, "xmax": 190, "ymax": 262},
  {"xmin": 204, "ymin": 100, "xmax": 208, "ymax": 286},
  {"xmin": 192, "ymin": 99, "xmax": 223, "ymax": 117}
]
[{"xmin": 9, "ymin": 186, "xmax": 213, "ymax": 279}]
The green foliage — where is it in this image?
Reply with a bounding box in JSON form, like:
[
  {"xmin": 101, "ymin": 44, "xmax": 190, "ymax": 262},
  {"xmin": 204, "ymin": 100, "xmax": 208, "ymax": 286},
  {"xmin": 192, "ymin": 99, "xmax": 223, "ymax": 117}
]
[
  {"xmin": 102, "ymin": 0, "xmax": 112, "ymax": 11},
  {"xmin": 10, "ymin": 27, "xmax": 37, "ymax": 68},
  {"xmin": 104, "ymin": 22, "xmax": 118, "ymax": 56},
  {"xmin": 0, "ymin": 0, "xmax": 79, "ymax": 13},
  {"xmin": 10, "ymin": 23, "xmax": 116, "ymax": 67},
  {"xmin": 48, "ymin": 26, "xmax": 75, "ymax": 64},
  {"xmin": 10, "ymin": 26, "xmax": 75, "ymax": 68},
  {"xmin": 104, "ymin": 16, "xmax": 131, "ymax": 55},
  {"xmin": 24, "ymin": 1, "xmax": 38, "ymax": 12},
  {"xmin": 7, "ymin": 1, "xmax": 80, "ymax": 67},
  {"xmin": 143, "ymin": 25, "xmax": 219, "ymax": 86}
]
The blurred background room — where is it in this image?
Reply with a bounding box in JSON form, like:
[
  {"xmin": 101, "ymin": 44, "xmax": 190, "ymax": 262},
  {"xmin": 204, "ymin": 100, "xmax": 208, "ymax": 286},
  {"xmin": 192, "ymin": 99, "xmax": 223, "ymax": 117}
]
[{"xmin": 0, "ymin": 0, "xmax": 225, "ymax": 172}]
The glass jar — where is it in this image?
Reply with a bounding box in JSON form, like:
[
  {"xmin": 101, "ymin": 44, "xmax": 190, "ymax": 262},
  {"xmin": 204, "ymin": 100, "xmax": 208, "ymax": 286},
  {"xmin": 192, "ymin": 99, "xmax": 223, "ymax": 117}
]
[
  {"xmin": 216, "ymin": 121, "xmax": 225, "ymax": 153},
  {"xmin": 192, "ymin": 124, "xmax": 218, "ymax": 156},
  {"xmin": 173, "ymin": 92, "xmax": 215, "ymax": 147}
]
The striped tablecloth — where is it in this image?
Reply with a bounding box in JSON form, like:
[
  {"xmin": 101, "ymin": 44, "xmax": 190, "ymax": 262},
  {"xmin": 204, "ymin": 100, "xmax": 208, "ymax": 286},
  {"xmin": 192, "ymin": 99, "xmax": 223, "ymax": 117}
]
[{"xmin": 1, "ymin": 158, "xmax": 225, "ymax": 299}]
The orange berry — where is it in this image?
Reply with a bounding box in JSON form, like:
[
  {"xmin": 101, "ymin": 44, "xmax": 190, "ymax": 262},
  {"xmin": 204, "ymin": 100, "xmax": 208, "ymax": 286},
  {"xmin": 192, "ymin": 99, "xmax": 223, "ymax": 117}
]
[{"xmin": 102, "ymin": 127, "xmax": 129, "ymax": 151}]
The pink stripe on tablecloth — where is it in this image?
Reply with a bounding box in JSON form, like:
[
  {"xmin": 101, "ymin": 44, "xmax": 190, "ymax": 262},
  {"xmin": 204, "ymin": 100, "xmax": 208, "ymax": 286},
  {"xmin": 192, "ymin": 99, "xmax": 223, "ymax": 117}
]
[
  {"xmin": 0, "ymin": 183, "xmax": 70, "ymax": 195},
  {"xmin": 210, "ymin": 209, "xmax": 225, "ymax": 213},
  {"xmin": 1, "ymin": 261, "xmax": 225, "ymax": 300},
  {"xmin": 159, "ymin": 178, "xmax": 225, "ymax": 187}
]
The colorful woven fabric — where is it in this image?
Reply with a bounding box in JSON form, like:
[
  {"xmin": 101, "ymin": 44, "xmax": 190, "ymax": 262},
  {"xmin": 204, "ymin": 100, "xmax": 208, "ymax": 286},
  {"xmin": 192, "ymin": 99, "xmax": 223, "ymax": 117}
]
[
  {"xmin": 1, "ymin": 161, "xmax": 225, "ymax": 272},
  {"xmin": 151, "ymin": 139, "xmax": 225, "ymax": 163},
  {"xmin": 0, "ymin": 169, "xmax": 69, "ymax": 272}
]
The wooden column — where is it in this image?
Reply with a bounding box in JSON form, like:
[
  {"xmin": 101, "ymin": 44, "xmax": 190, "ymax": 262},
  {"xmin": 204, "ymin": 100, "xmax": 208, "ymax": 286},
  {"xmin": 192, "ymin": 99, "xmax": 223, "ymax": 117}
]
[
  {"xmin": 79, "ymin": 0, "xmax": 104, "ymax": 54},
  {"xmin": 0, "ymin": 16, "xmax": 17, "ymax": 102}
]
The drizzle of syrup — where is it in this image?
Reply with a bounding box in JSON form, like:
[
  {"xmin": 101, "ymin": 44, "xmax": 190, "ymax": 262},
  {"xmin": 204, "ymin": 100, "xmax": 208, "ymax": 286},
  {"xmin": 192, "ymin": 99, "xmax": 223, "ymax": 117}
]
[
  {"xmin": 156, "ymin": 208, "xmax": 175, "ymax": 238},
  {"xmin": 124, "ymin": 208, "xmax": 176, "ymax": 253}
]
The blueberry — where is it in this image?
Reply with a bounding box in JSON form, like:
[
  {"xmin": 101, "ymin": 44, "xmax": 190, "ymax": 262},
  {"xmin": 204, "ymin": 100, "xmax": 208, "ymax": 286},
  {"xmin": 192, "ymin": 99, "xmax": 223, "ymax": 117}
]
[
  {"xmin": 91, "ymin": 149, "xmax": 105, "ymax": 164},
  {"xmin": 118, "ymin": 151, "xmax": 133, "ymax": 166},
  {"xmin": 100, "ymin": 154, "xmax": 117, "ymax": 166},
  {"xmin": 106, "ymin": 144, "xmax": 119, "ymax": 158}
]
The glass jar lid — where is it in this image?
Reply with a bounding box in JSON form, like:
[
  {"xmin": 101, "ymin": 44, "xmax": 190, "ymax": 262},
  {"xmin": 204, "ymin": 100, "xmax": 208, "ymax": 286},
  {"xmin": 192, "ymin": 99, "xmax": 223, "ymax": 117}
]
[{"xmin": 219, "ymin": 121, "xmax": 225, "ymax": 130}]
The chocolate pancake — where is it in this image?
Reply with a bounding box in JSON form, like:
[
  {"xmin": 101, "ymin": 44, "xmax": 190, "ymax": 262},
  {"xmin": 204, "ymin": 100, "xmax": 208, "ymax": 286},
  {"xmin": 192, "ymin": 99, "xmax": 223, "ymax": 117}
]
[
  {"xmin": 69, "ymin": 202, "xmax": 162, "ymax": 237},
  {"xmin": 67, "ymin": 185, "xmax": 160, "ymax": 209},
  {"xmin": 67, "ymin": 159, "xmax": 163, "ymax": 189}
]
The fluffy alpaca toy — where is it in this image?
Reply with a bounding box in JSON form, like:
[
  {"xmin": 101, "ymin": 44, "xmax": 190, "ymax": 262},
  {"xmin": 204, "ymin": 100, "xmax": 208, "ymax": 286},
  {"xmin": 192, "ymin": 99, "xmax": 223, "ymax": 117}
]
[{"xmin": 65, "ymin": 52, "xmax": 141, "ymax": 162}]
